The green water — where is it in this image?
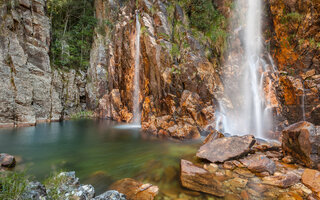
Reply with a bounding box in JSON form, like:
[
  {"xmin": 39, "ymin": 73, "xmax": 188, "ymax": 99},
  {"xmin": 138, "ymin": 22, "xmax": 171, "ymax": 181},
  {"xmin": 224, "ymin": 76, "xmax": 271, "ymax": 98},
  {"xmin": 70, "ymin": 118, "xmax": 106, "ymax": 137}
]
[{"xmin": 0, "ymin": 120, "xmax": 202, "ymax": 198}]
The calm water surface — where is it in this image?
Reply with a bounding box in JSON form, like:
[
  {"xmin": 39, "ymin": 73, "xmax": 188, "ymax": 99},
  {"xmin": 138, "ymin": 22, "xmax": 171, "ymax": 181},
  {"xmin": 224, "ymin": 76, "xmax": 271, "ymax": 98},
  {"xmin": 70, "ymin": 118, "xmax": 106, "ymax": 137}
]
[{"xmin": 0, "ymin": 120, "xmax": 202, "ymax": 198}]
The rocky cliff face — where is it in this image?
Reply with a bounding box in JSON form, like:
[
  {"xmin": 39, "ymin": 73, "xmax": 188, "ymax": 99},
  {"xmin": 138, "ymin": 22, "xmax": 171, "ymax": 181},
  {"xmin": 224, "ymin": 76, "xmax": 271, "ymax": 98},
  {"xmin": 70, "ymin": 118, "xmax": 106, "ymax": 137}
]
[
  {"xmin": 88, "ymin": 0, "xmax": 225, "ymax": 139},
  {"xmin": 268, "ymin": 0, "xmax": 320, "ymax": 126},
  {"xmin": 0, "ymin": 0, "xmax": 87, "ymax": 127},
  {"xmin": 0, "ymin": 0, "xmax": 318, "ymax": 136},
  {"xmin": 90, "ymin": 0, "xmax": 319, "ymax": 138}
]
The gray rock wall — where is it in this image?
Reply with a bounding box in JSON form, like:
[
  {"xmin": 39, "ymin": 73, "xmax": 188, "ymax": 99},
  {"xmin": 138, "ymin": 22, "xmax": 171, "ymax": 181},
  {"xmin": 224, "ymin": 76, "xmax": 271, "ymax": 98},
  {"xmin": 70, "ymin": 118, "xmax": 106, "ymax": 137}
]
[{"xmin": 0, "ymin": 0, "xmax": 87, "ymax": 127}]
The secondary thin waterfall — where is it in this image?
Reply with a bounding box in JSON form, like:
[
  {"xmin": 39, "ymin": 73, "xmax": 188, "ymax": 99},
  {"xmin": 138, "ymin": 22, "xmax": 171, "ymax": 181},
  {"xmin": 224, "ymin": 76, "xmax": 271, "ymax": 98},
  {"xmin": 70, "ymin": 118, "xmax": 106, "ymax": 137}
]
[
  {"xmin": 132, "ymin": 11, "xmax": 141, "ymax": 125},
  {"xmin": 216, "ymin": 0, "xmax": 273, "ymax": 138}
]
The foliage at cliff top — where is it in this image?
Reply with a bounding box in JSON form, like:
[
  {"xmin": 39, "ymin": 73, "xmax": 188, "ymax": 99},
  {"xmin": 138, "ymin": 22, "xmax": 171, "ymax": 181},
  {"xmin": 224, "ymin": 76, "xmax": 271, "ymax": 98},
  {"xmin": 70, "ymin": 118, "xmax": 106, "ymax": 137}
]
[
  {"xmin": 166, "ymin": 0, "xmax": 227, "ymax": 61},
  {"xmin": 48, "ymin": 0, "xmax": 96, "ymax": 69}
]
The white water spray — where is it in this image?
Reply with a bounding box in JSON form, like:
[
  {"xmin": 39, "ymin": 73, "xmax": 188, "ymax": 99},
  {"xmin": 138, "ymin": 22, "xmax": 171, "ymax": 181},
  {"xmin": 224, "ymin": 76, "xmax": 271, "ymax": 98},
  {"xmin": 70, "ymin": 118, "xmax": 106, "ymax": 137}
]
[
  {"xmin": 132, "ymin": 11, "xmax": 141, "ymax": 125},
  {"xmin": 301, "ymin": 84, "xmax": 306, "ymax": 121},
  {"xmin": 216, "ymin": 0, "xmax": 273, "ymax": 138}
]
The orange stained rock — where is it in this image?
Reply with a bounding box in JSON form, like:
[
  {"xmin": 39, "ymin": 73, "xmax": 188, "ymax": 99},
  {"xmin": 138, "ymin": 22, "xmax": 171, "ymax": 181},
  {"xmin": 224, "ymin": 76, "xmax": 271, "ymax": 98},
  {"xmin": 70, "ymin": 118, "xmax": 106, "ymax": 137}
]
[{"xmin": 279, "ymin": 76, "xmax": 297, "ymax": 105}]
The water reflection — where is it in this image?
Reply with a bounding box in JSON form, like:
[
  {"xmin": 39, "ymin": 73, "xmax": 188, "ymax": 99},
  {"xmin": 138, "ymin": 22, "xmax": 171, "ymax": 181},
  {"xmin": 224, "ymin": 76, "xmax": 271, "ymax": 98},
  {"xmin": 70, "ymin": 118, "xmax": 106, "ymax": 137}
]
[{"xmin": 0, "ymin": 120, "xmax": 200, "ymax": 196}]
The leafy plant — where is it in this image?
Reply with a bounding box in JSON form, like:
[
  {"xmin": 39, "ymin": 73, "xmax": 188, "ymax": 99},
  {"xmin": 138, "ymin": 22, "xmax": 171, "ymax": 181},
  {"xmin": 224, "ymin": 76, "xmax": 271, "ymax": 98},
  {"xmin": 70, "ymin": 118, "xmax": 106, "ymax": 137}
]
[
  {"xmin": 48, "ymin": 0, "xmax": 97, "ymax": 69},
  {"xmin": 0, "ymin": 171, "xmax": 29, "ymax": 200},
  {"xmin": 43, "ymin": 171, "xmax": 69, "ymax": 200},
  {"xmin": 70, "ymin": 110, "xmax": 94, "ymax": 119}
]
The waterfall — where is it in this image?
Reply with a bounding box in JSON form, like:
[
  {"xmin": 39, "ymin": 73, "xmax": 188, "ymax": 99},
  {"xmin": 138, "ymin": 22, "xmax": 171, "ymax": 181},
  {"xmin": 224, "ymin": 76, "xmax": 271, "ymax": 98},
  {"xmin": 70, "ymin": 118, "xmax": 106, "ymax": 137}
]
[
  {"xmin": 301, "ymin": 84, "xmax": 306, "ymax": 121},
  {"xmin": 132, "ymin": 11, "xmax": 141, "ymax": 125},
  {"xmin": 216, "ymin": 0, "xmax": 273, "ymax": 138}
]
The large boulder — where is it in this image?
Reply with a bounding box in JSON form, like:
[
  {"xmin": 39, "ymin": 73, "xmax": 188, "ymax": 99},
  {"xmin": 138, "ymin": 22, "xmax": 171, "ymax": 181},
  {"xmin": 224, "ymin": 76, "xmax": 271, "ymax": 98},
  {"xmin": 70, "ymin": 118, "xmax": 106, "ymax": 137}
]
[
  {"xmin": 282, "ymin": 121, "xmax": 320, "ymax": 168},
  {"xmin": 196, "ymin": 135, "xmax": 256, "ymax": 163},
  {"xmin": 180, "ymin": 159, "xmax": 224, "ymax": 197},
  {"xmin": 109, "ymin": 178, "xmax": 158, "ymax": 200}
]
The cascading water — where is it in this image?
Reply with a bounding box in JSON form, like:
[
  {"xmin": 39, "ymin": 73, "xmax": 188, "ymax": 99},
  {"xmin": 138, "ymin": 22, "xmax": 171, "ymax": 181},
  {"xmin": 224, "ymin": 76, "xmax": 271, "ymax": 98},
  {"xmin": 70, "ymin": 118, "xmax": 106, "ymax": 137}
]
[
  {"xmin": 301, "ymin": 84, "xmax": 306, "ymax": 121},
  {"xmin": 132, "ymin": 11, "xmax": 141, "ymax": 126},
  {"xmin": 216, "ymin": 0, "xmax": 273, "ymax": 138}
]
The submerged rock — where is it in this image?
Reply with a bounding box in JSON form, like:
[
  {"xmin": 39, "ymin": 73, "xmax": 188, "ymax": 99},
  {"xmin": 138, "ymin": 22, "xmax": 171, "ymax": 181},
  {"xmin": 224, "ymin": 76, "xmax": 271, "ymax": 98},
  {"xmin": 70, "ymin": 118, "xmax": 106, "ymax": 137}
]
[
  {"xmin": 110, "ymin": 178, "xmax": 158, "ymax": 200},
  {"xmin": 282, "ymin": 121, "xmax": 320, "ymax": 168},
  {"xmin": 180, "ymin": 159, "xmax": 225, "ymax": 197},
  {"xmin": 196, "ymin": 135, "xmax": 256, "ymax": 163},
  {"xmin": 0, "ymin": 153, "xmax": 16, "ymax": 168}
]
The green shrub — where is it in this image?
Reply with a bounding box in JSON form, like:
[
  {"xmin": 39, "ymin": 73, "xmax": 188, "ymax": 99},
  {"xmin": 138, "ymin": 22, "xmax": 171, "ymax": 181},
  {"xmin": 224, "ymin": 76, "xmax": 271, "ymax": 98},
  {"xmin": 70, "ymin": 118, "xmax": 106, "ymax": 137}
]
[
  {"xmin": 70, "ymin": 110, "xmax": 94, "ymax": 120},
  {"xmin": 0, "ymin": 171, "xmax": 29, "ymax": 200},
  {"xmin": 48, "ymin": 0, "xmax": 97, "ymax": 69},
  {"xmin": 43, "ymin": 171, "xmax": 68, "ymax": 200}
]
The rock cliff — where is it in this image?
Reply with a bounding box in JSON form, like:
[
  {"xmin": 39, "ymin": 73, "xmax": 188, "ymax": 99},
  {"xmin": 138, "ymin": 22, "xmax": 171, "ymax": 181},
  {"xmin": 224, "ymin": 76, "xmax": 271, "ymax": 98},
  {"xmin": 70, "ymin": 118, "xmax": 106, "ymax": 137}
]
[
  {"xmin": 89, "ymin": 0, "xmax": 225, "ymax": 138},
  {"xmin": 0, "ymin": 0, "xmax": 87, "ymax": 127},
  {"xmin": 0, "ymin": 0, "xmax": 319, "ymax": 136}
]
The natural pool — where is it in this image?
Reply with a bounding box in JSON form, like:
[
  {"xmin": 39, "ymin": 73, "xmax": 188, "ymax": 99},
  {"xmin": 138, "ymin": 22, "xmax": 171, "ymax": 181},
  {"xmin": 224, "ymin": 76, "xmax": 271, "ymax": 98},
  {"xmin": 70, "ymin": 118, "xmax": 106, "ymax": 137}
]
[{"xmin": 0, "ymin": 120, "xmax": 210, "ymax": 199}]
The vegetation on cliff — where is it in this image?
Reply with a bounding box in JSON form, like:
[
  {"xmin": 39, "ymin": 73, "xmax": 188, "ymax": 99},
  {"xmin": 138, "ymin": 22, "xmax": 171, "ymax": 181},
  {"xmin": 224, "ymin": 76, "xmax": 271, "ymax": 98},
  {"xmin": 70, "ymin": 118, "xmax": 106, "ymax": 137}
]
[
  {"xmin": 48, "ymin": 0, "xmax": 96, "ymax": 69},
  {"xmin": 167, "ymin": 0, "xmax": 228, "ymax": 62}
]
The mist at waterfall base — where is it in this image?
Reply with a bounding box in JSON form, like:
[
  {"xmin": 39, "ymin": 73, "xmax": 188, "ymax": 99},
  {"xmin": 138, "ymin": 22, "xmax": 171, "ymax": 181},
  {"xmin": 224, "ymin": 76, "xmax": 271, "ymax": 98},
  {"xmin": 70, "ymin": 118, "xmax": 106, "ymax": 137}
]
[{"xmin": 215, "ymin": 0, "xmax": 274, "ymax": 139}]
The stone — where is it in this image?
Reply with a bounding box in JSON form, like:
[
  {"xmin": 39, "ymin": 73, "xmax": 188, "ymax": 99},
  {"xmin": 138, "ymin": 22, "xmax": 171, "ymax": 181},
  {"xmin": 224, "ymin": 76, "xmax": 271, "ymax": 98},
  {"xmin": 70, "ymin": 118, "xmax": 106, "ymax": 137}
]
[
  {"xmin": 282, "ymin": 121, "xmax": 320, "ymax": 168},
  {"xmin": 196, "ymin": 135, "xmax": 256, "ymax": 163},
  {"xmin": 21, "ymin": 182, "xmax": 47, "ymax": 200},
  {"xmin": 203, "ymin": 129, "xmax": 224, "ymax": 144},
  {"xmin": 223, "ymin": 161, "xmax": 236, "ymax": 170},
  {"xmin": 224, "ymin": 177, "xmax": 248, "ymax": 188},
  {"xmin": 278, "ymin": 192, "xmax": 303, "ymax": 200},
  {"xmin": 262, "ymin": 172, "xmax": 300, "ymax": 188},
  {"xmin": 311, "ymin": 105, "xmax": 320, "ymax": 125},
  {"xmin": 240, "ymin": 154, "xmax": 276, "ymax": 175},
  {"xmin": 110, "ymin": 178, "xmax": 158, "ymax": 200},
  {"xmin": 203, "ymin": 163, "xmax": 219, "ymax": 173},
  {"xmin": 0, "ymin": 153, "xmax": 16, "ymax": 168},
  {"xmin": 180, "ymin": 159, "xmax": 225, "ymax": 197},
  {"xmin": 282, "ymin": 155, "xmax": 295, "ymax": 164},
  {"xmin": 301, "ymin": 69, "xmax": 316, "ymax": 80},
  {"xmin": 302, "ymin": 169, "xmax": 320, "ymax": 193},
  {"xmin": 93, "ymin": 190, "xmax": 126, "ymax": 200}
]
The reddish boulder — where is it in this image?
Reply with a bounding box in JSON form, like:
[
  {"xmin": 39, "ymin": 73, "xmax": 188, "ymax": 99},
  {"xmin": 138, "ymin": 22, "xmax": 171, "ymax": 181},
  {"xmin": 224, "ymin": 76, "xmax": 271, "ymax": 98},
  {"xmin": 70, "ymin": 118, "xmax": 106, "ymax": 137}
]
[
  {"xmin": 180, "ymin": 159, "xmax": 225, "ymax": 197},
  {"xmin": 282, "ymin": 121, "xmax": 320, "ymax": 168},
  {"xmin": 110, "ymin": 178, "xmax": 158, "ymax": 200},
  {"xmin": 197, "ymin": 135, "xmax": 256, "ymax": 163},
  {"xmin": 0, "ymin": 153, "xmax": 16, "ymax": 168}
]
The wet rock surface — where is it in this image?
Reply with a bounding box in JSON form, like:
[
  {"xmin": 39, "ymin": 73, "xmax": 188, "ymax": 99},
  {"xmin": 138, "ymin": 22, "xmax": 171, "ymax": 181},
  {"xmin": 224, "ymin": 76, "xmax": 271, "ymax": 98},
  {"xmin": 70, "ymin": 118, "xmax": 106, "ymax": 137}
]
[
  {"xmin": 180, "ymin": 159, "xmax": 225, "ymax": 197},
  {"xmin": 196, "ymin": 135, "xmax": 256, "ymax": 163},
  {"xmin": 110, "ymin": 178, "xmax": 158, "ymax": 200},
  {"xmin": 282, "ymin": 121, "xmax": 320, "ymax": 168},
  {"xmin": 177, "ymin": 132, "xmax": 320, "ymax": 199}
]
